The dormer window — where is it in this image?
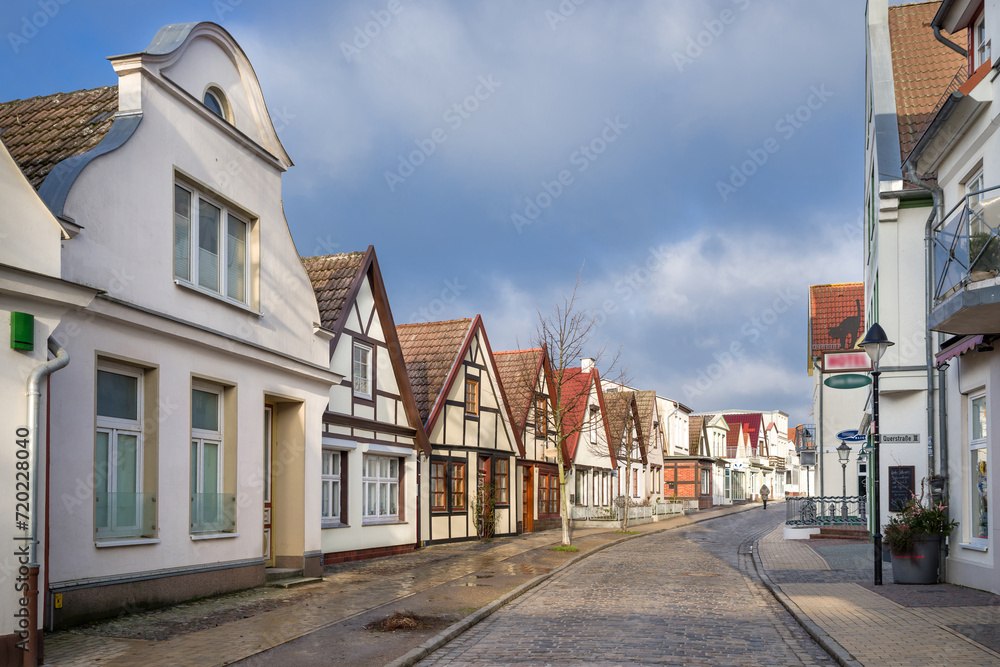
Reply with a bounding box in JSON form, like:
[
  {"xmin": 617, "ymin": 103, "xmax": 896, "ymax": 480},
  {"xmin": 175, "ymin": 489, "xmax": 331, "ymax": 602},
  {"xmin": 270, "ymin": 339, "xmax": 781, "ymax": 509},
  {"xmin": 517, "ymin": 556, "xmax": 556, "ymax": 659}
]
[
  {"xmin": 203, "ymin": 86, "xmax": 229, "ymax": 121},
  {"xmin": 976, "ymin": 13, "xmax": 991, "ymax": 69}
]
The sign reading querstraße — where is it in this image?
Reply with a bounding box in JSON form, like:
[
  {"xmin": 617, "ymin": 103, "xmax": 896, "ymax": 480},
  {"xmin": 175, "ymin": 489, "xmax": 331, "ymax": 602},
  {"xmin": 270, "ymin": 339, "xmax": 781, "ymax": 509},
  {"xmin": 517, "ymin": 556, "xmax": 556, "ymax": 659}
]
[{"xmin": 882, "ymin": 434, "xmax": 919, "ymax": 444}]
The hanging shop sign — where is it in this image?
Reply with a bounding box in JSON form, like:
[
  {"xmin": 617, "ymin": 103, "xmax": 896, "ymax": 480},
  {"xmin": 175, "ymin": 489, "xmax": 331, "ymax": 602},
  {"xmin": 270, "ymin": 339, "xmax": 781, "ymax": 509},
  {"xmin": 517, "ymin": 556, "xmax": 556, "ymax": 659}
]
[{"xmin": 824, "ymin": 373, "xmax": 871, "ymax": 389}]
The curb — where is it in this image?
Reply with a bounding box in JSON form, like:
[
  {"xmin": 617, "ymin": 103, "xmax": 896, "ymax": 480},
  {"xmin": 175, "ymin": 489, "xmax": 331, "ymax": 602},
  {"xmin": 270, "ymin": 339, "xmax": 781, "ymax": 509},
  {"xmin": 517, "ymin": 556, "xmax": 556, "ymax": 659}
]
[
  {"xmin": 751, "ymin": 538, "xmax": 863, "ymax": 667},
  {"xmin": 387, "ymin": 503, "xmax": 758, "ymax": 667}
]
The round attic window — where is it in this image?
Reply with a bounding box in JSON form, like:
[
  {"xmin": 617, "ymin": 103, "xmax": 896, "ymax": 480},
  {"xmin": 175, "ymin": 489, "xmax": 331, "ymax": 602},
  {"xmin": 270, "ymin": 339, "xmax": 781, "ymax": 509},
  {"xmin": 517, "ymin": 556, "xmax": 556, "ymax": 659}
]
[{"xmin": 203, "ymin": 87, "xmax": 228, "ymax": 120}]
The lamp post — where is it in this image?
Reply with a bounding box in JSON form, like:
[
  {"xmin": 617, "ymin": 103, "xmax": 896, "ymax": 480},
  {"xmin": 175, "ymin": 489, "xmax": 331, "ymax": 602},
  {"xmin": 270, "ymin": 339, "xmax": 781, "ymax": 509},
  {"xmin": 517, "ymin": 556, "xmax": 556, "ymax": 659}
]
[
  {"xmin": 860, "ymin": 322, "xmax": 894, "ymax": 586},
  {"xmin": 837, "ymin": 441, "xmax": 851, "ymax": 519}
]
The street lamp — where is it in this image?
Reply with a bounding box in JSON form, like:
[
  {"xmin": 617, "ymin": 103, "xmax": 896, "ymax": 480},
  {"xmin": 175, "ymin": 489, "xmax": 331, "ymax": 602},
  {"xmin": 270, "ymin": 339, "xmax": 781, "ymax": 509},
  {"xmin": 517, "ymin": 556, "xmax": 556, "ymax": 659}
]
[
  {"xmin": 837, "ymin": 442, "xmax": 851, "ymax": 519},
  {"xmin": 860, "ymin": 322, "xmax": 894, "ymax": 586}
]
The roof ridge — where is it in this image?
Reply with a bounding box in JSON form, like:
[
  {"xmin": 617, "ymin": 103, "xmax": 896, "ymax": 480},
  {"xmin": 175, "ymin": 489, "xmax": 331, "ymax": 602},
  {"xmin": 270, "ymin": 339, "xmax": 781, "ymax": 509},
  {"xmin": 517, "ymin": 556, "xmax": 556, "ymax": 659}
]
[
  {"xmin": 494, "ymin": 348, "xmax": 542, "ymax": 355},
  {"xmin": 301, "ymin": 251, "xmax": 365, "ymax": 262},
  {"xmin": 397, "ymin": 317, "xmax": 474, "ymax": 329},
  {"xmin": 0, "ymin": 84, "xmax": 118, "ymax": 106}
]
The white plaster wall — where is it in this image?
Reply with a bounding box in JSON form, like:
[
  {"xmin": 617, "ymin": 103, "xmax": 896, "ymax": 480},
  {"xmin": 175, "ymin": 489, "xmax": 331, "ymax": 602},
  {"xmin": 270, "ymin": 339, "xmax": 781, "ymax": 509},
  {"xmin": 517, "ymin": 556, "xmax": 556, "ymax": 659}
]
[
  {"xmin": 46, "ymin": 309, "xmax": 329, "ymax": 584},
  {"xmin": 60, "ymin": 53, "xmax": 326, "ymax": 368},
  {"xmin": 0, "ymin": 145, "xmax": 63, "ymax": 276}
]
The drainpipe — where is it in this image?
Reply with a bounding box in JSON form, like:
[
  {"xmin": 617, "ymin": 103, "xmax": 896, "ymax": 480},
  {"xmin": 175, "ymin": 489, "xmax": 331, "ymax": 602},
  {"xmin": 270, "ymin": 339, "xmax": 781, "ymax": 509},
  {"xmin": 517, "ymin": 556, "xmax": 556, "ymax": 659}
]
[
  {"xmin": 906, "ymin": 165, "xmax": 944, "ymax": 487},
  {"xmin": 23, "ymin": 338, "xmax": 69, "ymax": 666}
]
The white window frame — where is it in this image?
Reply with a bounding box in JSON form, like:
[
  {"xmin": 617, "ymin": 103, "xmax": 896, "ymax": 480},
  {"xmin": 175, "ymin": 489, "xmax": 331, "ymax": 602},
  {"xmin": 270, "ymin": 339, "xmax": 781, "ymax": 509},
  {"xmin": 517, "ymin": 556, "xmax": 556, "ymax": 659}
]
[
  {"xmin": 362, "ymin": 454, "xmax": 399, "ymax": 524},
  {"xmin": 970, "ymin": 392, "xmax": 989, "ymax": 548},
  {"xmin": 321, "ymin": 449, "xmax": 342, "ymax": 524},
  {"xmin": 174, "ymin": 181, "xmax": 251, "ymax": 307},
  {"xmin": 575, "ymin": 468, "xmax": 587, "ymax": 506},
  {"xmin": 353, "ymin": 342, "xmax": 372, "ymax": 398},
  {"xmin": 95, "ymin": 362, "xmax": 144, "ymax": 539},
  {"xmin": 191, "ymin": 381, "xmax": 225, "ymax": 533},
  {"xmin": 976, "ymin": 13, "xmax": 991, "ymax": 69}
]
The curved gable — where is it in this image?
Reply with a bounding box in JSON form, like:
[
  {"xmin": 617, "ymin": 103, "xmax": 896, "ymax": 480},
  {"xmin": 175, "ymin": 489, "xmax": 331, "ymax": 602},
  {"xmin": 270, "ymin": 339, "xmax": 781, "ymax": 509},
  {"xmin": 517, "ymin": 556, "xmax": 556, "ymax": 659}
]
[{"xmin": 110, "ymin": 22, "xmax": 292, "ymax": 168}]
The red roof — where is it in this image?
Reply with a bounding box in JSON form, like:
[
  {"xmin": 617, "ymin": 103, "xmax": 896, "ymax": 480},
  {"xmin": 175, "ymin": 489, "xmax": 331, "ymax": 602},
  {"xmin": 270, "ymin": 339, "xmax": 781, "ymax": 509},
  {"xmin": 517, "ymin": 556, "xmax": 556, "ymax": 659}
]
[
  {"xmin": 809, "ymin": 283, "xmax": 864, "ymax": 354},
  {"xmin": 724, "ymin": 414, "xmax": 765, "ymax": 457},
  {"xmin": 887, "ymin": 2, "xmax": 967, "ymax": 160}
]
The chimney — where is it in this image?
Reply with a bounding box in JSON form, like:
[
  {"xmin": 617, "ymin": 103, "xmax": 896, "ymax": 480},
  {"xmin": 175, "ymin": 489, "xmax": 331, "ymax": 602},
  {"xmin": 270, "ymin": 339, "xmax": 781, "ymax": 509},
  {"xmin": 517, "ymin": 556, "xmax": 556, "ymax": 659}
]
[{"xmin": 581, "ymin": 357, "xmax": 595, "ymax": 372}]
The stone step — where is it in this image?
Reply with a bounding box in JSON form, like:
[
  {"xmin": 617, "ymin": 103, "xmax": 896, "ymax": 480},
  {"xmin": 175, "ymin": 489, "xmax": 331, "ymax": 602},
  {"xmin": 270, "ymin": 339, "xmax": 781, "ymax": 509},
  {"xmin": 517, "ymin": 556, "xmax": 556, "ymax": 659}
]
[
  {"xmin": 267, "ymin": 576, "xmax": 324, "ymax": 589},
  {"xmin": 810, "ymin": 527, "xmax": 870, "ymax": 541},
  {"xmin": 264, "ymin": 567, "xmax": 302, "ymax": 583}
]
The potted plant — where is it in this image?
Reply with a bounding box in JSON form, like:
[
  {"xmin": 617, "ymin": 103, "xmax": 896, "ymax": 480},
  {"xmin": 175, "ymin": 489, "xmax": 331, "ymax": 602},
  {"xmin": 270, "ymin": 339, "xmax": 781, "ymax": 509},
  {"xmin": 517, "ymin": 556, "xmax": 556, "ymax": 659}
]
[{"xmin": 884, "ymin": 487, "xmax": 958, "ymax": 585}]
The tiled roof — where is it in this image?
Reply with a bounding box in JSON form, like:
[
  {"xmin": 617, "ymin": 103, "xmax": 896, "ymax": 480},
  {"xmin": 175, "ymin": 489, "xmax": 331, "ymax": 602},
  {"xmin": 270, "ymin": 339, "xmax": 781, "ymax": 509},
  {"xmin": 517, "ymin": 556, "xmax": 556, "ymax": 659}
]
[
  {"xmin": 724, "ymin": 422, "xmax": 743, "ymax": 458},
  {"xmin": 396, "ymin": 318, "xmax": 473, "ymax": 423},
  {"xmin": 494, "ymin": 348, "xmax": 543, "ymax": 441},
  {"xmin": 300, "ymin": 252, "xmax": 366, "ymax": 331},
  {"xmin": 809, "ymin": 283, "xmax": 864, "ymax": 354},
  {"xmin": 725, "ymin": 413, "xmax": 768, "ymax": 457},
  {"xmin": 558, "ymin": 367, "xmax": 594, "ymax": 461},
  {"xmin": 633, "ymin": 390, "xmax": 656, "ymax": 439},
  {"xmin": 689, "ymin": 415, "xmax": 704, "ymax": 456},
  {"xmin": 0, "ymin": 86, "xmax": 118, "ymax": 189},
  {"xmin": 888, "ymin": 2, "xmax": 967, "ymax": 160},
  {"xmin": 605, "ymin": 390, "xmax": 639, "ymax": 451}
]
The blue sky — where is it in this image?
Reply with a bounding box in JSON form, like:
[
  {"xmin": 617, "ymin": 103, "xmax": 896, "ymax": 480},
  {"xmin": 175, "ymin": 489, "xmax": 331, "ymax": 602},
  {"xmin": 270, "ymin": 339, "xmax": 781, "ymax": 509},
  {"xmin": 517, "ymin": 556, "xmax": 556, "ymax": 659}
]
[{"xmin": 2, "ymin": 0, "xmax": 873, "ymax": 425}]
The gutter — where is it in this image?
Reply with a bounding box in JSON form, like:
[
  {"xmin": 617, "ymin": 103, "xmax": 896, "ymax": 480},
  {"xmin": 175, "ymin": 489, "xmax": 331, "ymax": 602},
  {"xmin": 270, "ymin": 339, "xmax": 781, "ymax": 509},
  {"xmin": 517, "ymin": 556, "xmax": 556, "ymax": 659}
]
[
  {"xmin": 932, "ymin": 0, "xmax": 968, "ymax": 58},
  {"xmin": 23, "ymin": 337, "xmax": 70, "ymax": 665}
]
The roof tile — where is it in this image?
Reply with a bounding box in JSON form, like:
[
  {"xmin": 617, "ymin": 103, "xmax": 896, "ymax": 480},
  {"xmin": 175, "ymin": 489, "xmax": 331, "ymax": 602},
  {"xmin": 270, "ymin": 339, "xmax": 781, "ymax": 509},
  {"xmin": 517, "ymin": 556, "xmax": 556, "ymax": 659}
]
[
  {"xmin": 494, "ymin": 348, "xmax": 543, "ymax": 442},
  {"xmin": 301, "ymin": 252, "xmax": 366, "ymax": 331},
  {"xmin": 888, "ymin": 2, "xmax": 967, "ymax": 160},
  {"xmin": 396, "ymin": 319, "xmax": 473, "ymax": 423},
  {"xmin": 0, "ymin": 86, "xmax": 118, "ymax": 189}
]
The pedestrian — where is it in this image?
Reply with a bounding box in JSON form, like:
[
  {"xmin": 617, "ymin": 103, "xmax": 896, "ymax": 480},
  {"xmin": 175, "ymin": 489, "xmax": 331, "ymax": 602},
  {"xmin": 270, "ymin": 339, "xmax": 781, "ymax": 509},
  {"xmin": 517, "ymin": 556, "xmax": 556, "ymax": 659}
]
[{"xmin": 760, "ymin": 483, "xmax": 770, "ymax": 509}]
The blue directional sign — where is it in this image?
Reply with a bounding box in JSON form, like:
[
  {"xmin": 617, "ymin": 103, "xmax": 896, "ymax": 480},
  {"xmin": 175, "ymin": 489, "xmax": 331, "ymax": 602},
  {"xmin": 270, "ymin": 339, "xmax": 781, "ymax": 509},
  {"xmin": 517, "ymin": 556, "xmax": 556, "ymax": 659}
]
[{"xmin": 836, "ymin": 429, "xmax": 868, "ymax": 443}]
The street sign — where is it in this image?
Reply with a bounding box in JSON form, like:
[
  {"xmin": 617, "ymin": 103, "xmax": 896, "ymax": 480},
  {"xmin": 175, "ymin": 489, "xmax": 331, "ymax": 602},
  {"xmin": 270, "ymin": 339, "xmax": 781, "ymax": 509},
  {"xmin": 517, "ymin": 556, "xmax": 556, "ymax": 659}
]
[
  {"xmin": 882, "ymin": 434, "xmax": 920, "ymax": 444},
  {"xmin": 836, "ymin": 429, "xmax": 868, "ymax": 443},
  {"xmin": 824, "ymin": 374, "xmax": 871, "ymax": 389}
]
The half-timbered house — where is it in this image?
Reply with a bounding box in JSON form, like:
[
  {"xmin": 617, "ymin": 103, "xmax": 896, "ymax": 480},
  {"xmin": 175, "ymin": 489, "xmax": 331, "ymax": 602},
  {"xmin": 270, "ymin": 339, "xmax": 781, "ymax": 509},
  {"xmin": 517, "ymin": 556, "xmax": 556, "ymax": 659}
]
[
  {"xmin": 397, "ymin": 318, "xmax": 522, "ymax": 543},
  {"xmin": 301, "ymin": 247, "xmax": 430, "ymax": 564},
  {"xmin": 494, "ymin": 347, "xmax": 556, "ymax": 533},
  {"xmin": 604, "ymin": 390, "xmax": 647, "ymax": 503}
]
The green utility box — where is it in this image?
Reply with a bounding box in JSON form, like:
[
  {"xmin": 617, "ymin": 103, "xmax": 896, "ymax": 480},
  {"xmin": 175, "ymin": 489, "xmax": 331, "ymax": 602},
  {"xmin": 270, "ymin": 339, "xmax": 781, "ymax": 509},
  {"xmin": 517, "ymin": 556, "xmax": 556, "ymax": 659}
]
[{"xmin": 11, "ymin": 312, "xmax": 34, "ymax": 351}]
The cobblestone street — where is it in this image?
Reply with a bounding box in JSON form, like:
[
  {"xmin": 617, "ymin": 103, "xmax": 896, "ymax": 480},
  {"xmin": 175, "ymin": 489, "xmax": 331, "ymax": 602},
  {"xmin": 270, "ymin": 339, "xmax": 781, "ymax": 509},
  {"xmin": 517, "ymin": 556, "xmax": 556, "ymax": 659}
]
[{"xmin": 418, "ymin": 509, "xmax": 835, "ymax": 665}]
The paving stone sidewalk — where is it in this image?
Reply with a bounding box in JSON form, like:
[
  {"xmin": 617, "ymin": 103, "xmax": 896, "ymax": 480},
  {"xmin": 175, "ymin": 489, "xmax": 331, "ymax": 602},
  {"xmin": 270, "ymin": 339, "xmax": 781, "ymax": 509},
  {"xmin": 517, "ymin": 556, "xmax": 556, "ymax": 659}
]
[{"xmin": 754, "ymin": 525, "xmax": 1000, "ymax": 666}]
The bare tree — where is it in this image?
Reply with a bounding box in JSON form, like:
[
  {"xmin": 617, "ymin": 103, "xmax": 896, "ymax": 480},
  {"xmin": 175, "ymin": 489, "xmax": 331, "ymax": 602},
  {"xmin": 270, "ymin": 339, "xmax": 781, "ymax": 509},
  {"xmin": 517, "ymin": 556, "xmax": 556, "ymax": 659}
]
[
  {"xmin": 531, "ymin": 277, "xmax": 626, "ymax": 546},
  {"xmin": 599, "ymin": 390, "xmax": 645, "ymax": 530}
]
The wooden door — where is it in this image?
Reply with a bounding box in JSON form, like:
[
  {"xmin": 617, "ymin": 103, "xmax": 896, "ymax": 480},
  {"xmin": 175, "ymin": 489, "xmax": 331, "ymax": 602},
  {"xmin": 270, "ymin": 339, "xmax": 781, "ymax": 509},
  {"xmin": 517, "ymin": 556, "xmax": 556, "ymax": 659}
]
[
  {"xmin": 522, "ymin": 466, "xmax": 533, "ymax": 533},
  {"xmin": 263, "ymin": 406, "xmax": 274, "ymax": 566}
]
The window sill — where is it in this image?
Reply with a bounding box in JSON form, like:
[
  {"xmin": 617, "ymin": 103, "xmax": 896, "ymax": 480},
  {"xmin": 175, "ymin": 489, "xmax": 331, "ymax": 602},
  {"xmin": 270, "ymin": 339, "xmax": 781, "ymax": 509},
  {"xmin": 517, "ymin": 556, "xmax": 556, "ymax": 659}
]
[
  {"xmin": 362, "ymin": 518, "xmax": 406, "ymax": 526},
  {"xmin": 959, "ymin": 542, "xmax": 989, "ymax": 552},
  {"xmin": 175, "ymin": 279, "xmax": 259, "ymax": 316},
  {"xmin": 190, "ymin": 532, "xmax": 239, "ymax": 541},
  {"xmin": 95, "ymin": 537, "xmax": 160, "ymax": 548},
  {"xmin": 322, "ymin": 521, "xmax": 348, "ymax": 529}
]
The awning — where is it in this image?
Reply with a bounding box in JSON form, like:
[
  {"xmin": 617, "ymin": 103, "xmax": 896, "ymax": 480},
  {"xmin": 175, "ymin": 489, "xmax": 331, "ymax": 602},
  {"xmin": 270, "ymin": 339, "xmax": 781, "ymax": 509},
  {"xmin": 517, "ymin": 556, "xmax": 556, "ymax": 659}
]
[{"xmin": 935, "ymin": 335, "xmax": 984, "ymax": 365}]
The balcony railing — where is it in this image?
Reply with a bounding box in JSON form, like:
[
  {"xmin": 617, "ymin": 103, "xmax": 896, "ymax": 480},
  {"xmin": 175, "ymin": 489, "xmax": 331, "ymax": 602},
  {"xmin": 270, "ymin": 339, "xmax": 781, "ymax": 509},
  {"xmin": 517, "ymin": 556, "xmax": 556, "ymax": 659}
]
[
  {"xmin": 785, "ymin": 495, "xmax": 867, "ymax": 527},
  {"xmin": 933, "ymin": 186, "xmax": 1000, "ymax": 304},
  {"xmin": 190, "ymin": 493, "xmax": 237, "ymax": 534},
  {"xmin": 95, "ymin": 492, "xmax": 156, "ymax": 539}
]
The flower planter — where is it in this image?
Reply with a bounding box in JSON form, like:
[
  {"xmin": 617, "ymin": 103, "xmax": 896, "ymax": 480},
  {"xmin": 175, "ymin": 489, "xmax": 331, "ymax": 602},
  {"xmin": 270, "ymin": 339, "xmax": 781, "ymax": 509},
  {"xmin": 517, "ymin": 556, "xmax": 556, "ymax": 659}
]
[{"xmin": 890, "ymin": 534, "xmax": 941, "ymax": 585}]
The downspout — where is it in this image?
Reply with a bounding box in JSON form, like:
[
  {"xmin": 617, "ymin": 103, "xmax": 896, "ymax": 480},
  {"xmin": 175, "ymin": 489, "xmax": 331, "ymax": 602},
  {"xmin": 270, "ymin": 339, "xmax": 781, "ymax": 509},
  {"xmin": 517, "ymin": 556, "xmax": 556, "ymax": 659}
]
[
  {"xmin": 23, "ymin": 338, "xmax": 70, "ymax": 666},
  {"xmin": 906, "ymin": 165, "xmax": 944, "ymax": 488},
  {"xmin": 933, "ymin": 25, "xmax": 969, "ymax": 58}
]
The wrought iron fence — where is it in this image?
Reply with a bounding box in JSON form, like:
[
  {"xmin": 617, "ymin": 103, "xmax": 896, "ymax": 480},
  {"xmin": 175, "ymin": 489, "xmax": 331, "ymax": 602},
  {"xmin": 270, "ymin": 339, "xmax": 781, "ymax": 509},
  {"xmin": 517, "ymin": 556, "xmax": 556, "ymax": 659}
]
[{"xmin": 785, "ymin": 495, "xmax": 867, "ymax": 526}]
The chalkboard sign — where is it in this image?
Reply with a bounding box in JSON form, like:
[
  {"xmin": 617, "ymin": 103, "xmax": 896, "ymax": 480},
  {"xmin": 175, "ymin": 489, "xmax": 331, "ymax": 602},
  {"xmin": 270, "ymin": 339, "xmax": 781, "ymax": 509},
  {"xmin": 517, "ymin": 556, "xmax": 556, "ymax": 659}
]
[{"xmin": 888, "ymin": 466, "xmax": 915, "ymax": 512}]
